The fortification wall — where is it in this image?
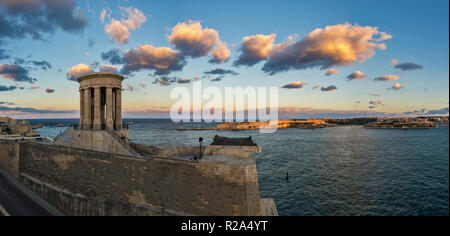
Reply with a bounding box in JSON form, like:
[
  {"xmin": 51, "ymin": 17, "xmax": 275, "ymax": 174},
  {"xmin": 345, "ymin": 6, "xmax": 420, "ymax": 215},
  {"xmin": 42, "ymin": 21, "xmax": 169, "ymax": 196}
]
[
  {"xmin": 0, "ymin": 140, "xmax": 20, "ymax": 177},
  {"xmin": 55, "ymin": 130, "xmax": 137, "ymax": 156},
  {"xmin": 16, "ymin": 141, "xmax": 261, "ymax": 216}
]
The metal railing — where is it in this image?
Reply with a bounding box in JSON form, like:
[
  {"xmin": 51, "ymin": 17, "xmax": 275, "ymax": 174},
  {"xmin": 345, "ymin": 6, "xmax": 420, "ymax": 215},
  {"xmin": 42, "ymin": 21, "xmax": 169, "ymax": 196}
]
[
  {"xmin": 53, "ymin": 125, "xmax": 75, "ymax": 142},
  {"xmin": 105, "ymin": 127, "xmax": 140, "ymax": 156}
]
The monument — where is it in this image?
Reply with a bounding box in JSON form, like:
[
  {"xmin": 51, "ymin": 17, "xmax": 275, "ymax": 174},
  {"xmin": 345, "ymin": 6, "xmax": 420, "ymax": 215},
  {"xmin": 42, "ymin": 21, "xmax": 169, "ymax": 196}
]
[
  {"xmin": 54, "ymin": 72, "xmax": 136, "ymax": 155},
  {"xmin": 78, "ymin": 72, "xmax": 123, "ymax": 131}
]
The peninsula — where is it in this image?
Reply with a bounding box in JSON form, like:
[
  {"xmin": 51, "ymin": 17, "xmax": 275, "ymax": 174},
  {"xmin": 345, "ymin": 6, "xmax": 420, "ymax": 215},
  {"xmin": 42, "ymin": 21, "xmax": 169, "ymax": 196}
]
[{"xmin": 177, "ymin": 116, "xmax": 448, "ymax": 131}]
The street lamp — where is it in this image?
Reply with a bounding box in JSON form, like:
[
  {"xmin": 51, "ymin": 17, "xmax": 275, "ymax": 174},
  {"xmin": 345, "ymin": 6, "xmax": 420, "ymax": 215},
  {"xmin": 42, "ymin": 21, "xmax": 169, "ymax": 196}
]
[{"xmin": 199, "ymin": 137, "xmax": 203, "ymax": 159}]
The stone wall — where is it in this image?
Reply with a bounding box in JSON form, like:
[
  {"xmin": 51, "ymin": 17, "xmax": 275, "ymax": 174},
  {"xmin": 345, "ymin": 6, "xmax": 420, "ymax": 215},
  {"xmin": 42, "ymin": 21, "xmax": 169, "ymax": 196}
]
[
  {"xmin": 0, "ymin": 139, "xmax": 20, "ymax": 177},
  {"xmin": 55, "ymin": 130, "xmax": 138, "ymax": 156},
  {"xmin": 20, "ymin": 173, "xmax": 182, "ymax": 216},
  {"xmin": 17, "ymin": 141, "xmax": 262, "ymax": 216}
]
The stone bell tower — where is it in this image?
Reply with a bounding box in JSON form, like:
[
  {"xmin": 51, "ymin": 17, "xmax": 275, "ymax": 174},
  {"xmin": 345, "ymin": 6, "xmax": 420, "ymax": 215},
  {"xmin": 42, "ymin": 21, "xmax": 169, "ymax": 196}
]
[{"xmin": 77, "ymin": 72, "xmax": 123, "ymax": 131}]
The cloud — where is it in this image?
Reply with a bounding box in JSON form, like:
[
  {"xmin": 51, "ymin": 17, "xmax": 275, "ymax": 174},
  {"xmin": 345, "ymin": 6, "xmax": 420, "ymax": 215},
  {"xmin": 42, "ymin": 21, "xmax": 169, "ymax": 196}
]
[
  {"xmin": 321, "ymin": 85, "xmax": 337, "ymax": 91},
  {"xmin": 152, "ymin": 76, "xmax": 177, "ymax": 86},
  {"xmin": 119, "ymin": 7, "xmax": 148, "ymax": 30},
  {"xmin": 123, "ymin": 83, "xmax": 134, "ymax": 91},
  {"xmin": 105, "ymin": 19, "xmax": 131, "ymax": 44},
  {"xmin": 262, "ymin": 23, "xmax": 391, "ymax": 75},
  {"xmin": 204, "ymin": 68, "xmax": 239, "ymax": 75},
  {"xmin": 374, "ymin": 74, "xmax": 399, "ymax": 81},
  {"xmin": 282, "ymin": 81, "xmax": 308, "ymax": 89},
  {"xmin": 234, "ymin": 33, "xmax": 276, "ymax": 66},
  {"xmin": 347, "ymin": 71, "xmax": 366, "ymax": 81},
  {"xmin": 0, "ymin": 101, "xmax": 14, "ymax": 105},
  {"xmin": 101, "ymin": 48, "xmax": 124, "ymax": 65},
  {"xmin": 45, "ymin": 88, "xmax": 55, "ymax": 93},
  {"xmin": 368, "ymin": 105, "xmax": 377, "ymax": 109},
  {"xmin": 210, "ymin": 41, "xmax": 231, "ymax": 64},
  {"xmin": 121, "ymin": 44, "xmax": 186, "ymax": 75},
  {"xmin": 369, "ymin": 93, "xmax": 381, "ymax": 97},
  {"xmin": 31, "ymin": 60, "xmax": 52, "ymax": 70},
  {"xmin": 0, "ymin": 85, "xmax": 17, "ymax": 92},
  {"xmin": 390, "ymin": 58, "xmax": 398, "ymax": 67},
  {"xmin": 391, "ymin": 82, "xmax": 403, "ymax": 90},
  {"xmin": 325, "ymin": 69, "xmax": 338, "ymax": 76},
  {"xmin": 0, "ymin": 0, "xmax": 87, "ymax": 42},
  {"xmin": 313, "ymin": 86, "xmax": 324, "ymax": 90},
  {"xmin": 168, "ymin": 20, "xmax": 230, "ymax": 63},
  {"xmin": 177, "ymin": 78, "xmax": 191, "ymax": 84},
  {"xmin": 211, "ymin": 76, "xmax": 224, "ymax": 82},
  {"xmin": 0, "ymin": 105, "xmax": 75, "ymax": 115},
  {"xmin": 0, "ymin": 64, "xmax": 35, "ymax": 83},
  {"xmin": 425, "ymin": 107, "xmax": 449, "ymax": 115},
  {"xmin": 12, "ymin": 58, "xmax": 52, "ymax": 70},
  {"xmin": 30, "ymin": 85, "xmax": 40, "ymax": 89},
  {"xmin": 0, "ymin": 49, "xmax": 9, "ymax": 60},
  {"xmin": 66, "ymin": 63, "xmax": 94, "ymax": 81},
  {"xmin": 369, "ymin": 100, "xmax": 383, "ymax": 105},
  {"xmin": 100, "ymin": 8, "xmax": 109, "ymax": 23},
  {"xmin": 102, "ymin": 7, "xmax": 147, "ymax": 45},
  {"xmin": 99, "ymin": 64, "xmax": 118, "ymax": 73},
  {"xmin": 394, "ymin": 62, "xmax": 423, "ymax": 72},
  {"xmin": 402, "ymin": 107, "xmax": 449, "ymax": 116}
]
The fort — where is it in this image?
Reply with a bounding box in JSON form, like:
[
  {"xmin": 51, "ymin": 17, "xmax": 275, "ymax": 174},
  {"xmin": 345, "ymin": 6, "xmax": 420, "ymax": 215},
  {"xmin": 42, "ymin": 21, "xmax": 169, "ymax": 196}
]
[{"xmin": 0, "ymin": 72, "xmax": 277, "ymax": 216}]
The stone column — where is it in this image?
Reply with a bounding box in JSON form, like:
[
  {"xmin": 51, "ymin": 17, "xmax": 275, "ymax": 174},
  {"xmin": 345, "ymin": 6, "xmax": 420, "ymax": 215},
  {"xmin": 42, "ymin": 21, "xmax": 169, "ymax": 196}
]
[
  {"xmin": 84, "ymin": 88, "xmax": 92, "ymax": 130},
  {"xmin": 93, "ymin": 87, "xmax": 102, "ymax": 130},
  {"xmin": 79, "ymin": 89, "xmax": 84, "ymax": 129},
  {"xmin": 115, "ymin": 88, "xmax": 122, "ymax": 130},
  {"xmin": 106, "ymin": 87, "xmax": 114, "ymax": 129}
]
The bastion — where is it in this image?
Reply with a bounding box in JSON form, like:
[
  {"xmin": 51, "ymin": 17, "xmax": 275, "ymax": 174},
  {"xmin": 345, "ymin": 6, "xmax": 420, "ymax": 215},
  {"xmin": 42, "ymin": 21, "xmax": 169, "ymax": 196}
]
[{"xmin": 0, "ymin": 72, "xmax": 277, "ymax": 216}]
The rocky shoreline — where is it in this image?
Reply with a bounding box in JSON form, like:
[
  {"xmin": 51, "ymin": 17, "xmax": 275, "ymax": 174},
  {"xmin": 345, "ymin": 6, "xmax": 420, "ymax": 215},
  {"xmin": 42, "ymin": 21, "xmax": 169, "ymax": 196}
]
[{"xmin": 176, "ymin": 116, "xmax": 448, "ymax": 131}]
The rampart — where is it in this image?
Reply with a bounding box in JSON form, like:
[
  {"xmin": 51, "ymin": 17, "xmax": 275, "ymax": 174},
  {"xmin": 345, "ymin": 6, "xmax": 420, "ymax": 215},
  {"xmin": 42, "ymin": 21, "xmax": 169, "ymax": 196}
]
[{"xmin": 0, "ymin": 139, "xmax": 271, "ymax": 216}]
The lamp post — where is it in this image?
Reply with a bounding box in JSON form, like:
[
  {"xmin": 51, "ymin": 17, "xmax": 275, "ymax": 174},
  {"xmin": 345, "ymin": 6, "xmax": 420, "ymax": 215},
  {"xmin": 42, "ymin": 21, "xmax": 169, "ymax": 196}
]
[{"xmin": 199, "ymin": 137, "xmax": 203, "ymax": 159}]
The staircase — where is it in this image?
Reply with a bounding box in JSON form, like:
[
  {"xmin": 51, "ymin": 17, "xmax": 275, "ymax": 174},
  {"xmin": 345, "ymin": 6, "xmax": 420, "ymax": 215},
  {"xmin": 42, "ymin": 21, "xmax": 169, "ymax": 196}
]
[{"xmin": 105, "ymin": 128, "xmax": 141, "ymax": 157}]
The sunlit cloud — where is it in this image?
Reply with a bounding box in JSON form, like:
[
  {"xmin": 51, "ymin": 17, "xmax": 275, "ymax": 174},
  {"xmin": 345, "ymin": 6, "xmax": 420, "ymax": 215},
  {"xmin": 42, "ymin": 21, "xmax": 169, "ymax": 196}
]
[
  {"xmin": 45, "ymin": 88, "xmax": 55, "ymax": 93},
  {"xmin": 262, "ymin": 23, "xmax": 392, "ymax": 75},
  {"xmin": 168, "ymin": 20, "xmax": 230, "ymax": 63},
  {"xmin": 369, "ymin": 100, "xmax": 383, "ymax": 105},
  {"xmin": 99, "ymin": 64, "xmax": 118, "ymax": 73},
  {"xmin": 374, "ymin": 74, "xmax": 399, "ymax": 81},
  {"xmin": 347, "ymin": 71, "xmax": 366, "ymax": 81},
  {"xmin": 102, "ymin": 6, "xmax": 147, "ymax": 44},
  {"xmin": 234, "ymin": 33, "xmax": 276, "ymax": 67},
  {"xmin": 282, "ymin": 81, "xmax": 308, "ymax": 89},
  {"xmin": 121, "ymin": 44, "xmax": 186, "ymax": 75},
  {"xmin": 390, "ymin": 82, "xmax": 403, "ymax": 90},
  {"xmin": 390, "ymin": 58, "xmax": 398, "ymax": 67},
  {"xmin": 325, "ymin": 69, "xmax": 339, "ymax": 76},
  {"xmin": 66, "ymin": 63, "xmax": 94, "ymax": 81},
  {"xmin": 0, "ymin": 64, "xmax": 36, "ymax": 83},
  {"xmin": 152, "ymin": 76, "xmax": 178, "ymax": 86}
]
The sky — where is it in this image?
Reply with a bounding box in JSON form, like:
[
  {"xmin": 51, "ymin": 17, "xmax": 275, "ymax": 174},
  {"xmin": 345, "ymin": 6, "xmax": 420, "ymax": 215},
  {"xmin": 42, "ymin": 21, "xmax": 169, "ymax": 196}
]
[{"xmin": 0, "ymin": 0, "xmax": 448, "ymax": 119}]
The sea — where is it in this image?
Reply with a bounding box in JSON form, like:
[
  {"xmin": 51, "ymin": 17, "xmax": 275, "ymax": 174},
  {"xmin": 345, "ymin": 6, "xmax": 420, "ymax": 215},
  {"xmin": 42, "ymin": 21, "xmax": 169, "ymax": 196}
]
[{"xmin": 30, "ymin": 118, "xmax": 449, "ymax": 216}]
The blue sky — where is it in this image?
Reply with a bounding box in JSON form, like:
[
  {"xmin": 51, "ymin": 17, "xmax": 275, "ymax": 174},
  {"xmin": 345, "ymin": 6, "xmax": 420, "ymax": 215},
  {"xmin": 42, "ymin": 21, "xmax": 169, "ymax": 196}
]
[{"xmin": 0, "ymin": 0, "xmax": 448, "ymax": 118}]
